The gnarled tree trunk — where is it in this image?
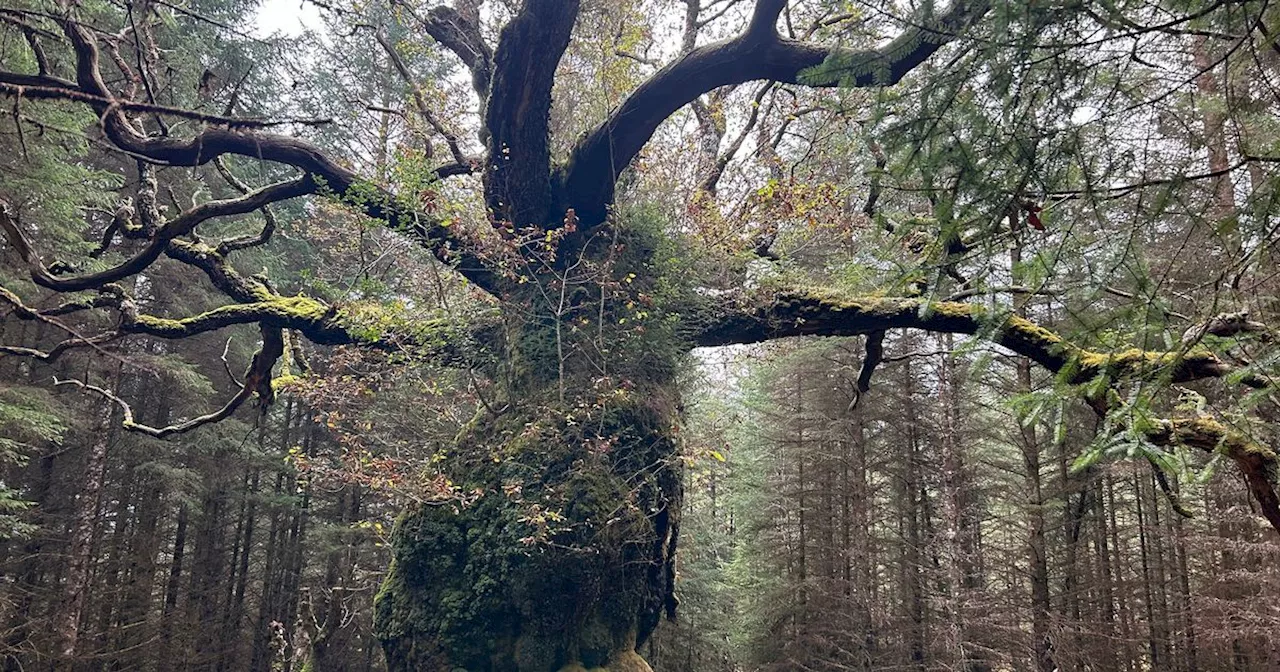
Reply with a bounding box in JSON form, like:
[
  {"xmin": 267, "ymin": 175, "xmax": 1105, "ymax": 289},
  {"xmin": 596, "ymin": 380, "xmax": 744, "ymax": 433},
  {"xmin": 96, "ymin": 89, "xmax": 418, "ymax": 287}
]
[
  {"xmin": 375, "ymin": 222, "xmax": 683, "ymax": 671},
  {"xmin": 375, "ymin": 397, "xmax": 681, "ymax": 672}
]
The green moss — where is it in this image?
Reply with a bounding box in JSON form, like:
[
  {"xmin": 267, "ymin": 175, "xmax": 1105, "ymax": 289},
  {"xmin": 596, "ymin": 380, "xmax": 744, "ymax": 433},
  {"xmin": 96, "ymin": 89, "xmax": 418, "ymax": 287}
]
[
  {"xmin": 375, "ymin": 208, "xmax": 692, "ymax": 670},
  {"xmin": 1004, "ymin": 315, "xmax": 1067, "ymax": 349},
  {"xmin": 1072, "ymin": 346, "xmax": 1221, "ymax": 384},
  {"xmin": 271, "ymin": 374, "xmax": 301, "ymax": 392},
  {"xmin": 606, "ymin": 651, "xmax": 652, "ymax": 672},
  {"xmin": 131, "ymin": 295, "xmax": 334, "ymax": 338},
  {"xmin": 1165, "ymin": 417, "xmax": 1278, "ymax": 461},
  {"xmin": 375, "ymin": 396, "xmax": 680, "ymax": 672}
]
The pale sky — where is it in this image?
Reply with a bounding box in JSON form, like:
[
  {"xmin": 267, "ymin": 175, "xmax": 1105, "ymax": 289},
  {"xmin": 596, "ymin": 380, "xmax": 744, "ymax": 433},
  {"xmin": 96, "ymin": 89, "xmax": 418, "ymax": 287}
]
[{"xmin": 254, "ymin": 0, "xmax": 323, "ymax": 38}]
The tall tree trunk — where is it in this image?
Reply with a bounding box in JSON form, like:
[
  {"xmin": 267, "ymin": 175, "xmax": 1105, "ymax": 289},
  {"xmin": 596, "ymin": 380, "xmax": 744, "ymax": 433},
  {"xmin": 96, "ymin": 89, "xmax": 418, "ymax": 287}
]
[
  {"xmin": 115, "ymin": 399, "xmax": 171, "ymax": 670},
  {"xmin": 159, "ymin": 504, "xmax": 189, "ymax": 667},
  {"xmin": 1135, "ymin": 475, "xmax": 1161, "ymax": 670},
  {"xmin": 1010, "ymin": 259, "xmax": 1054, "ymax": 672},
  {"xmin": 251, "ymin": 401, "xmax": 295, "ymax": 672},
  {"xmin": 938, "ymin": 335, "xmax": 972, "ymax": 670},
  {"xmin": 4, "ymin": 451, "xmax": 56, "ymax": 671},
  {"xmin": 1093, "ymin": 477, "xmax": 1120, "ymax": 672},
  {"xmin": 899, "ymin": 355, "xmax": 927, "ymax": 671},
  {"xmin": 54, "ymin": 400, "xmax": 114, "ymax": 663},
  {"xmin": 221, "ymin": 468, "xmax": 258, "ymax": 672},
  {"xmin": 1173, "ymin": 498, "xmax": 1197, "ymax": 672}
]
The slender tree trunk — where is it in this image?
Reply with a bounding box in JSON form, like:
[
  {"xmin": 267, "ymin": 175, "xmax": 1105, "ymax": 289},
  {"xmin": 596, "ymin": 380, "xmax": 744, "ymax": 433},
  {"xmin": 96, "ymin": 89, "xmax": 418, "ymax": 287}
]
[
  {"xmin": 795, "ymin": 368, "xmax": 808, "ymax": 621},
  {"xmin": 115, "ymin": 399, "xmax": 170, "ymax": 670},
  {"xmin": 159, "ymin": 504, "xmax": 189, "ymax": 667},
  {"xmin": 938, "ymin": 335, "xmax": 971, "ymax": 670},
  {"xmin": 95, "ymin": 472, "xmax": 134, "ymax": 660},
  {"xmin": 225, "ymin": 469, "xmax": 258, "ymax": 671},
  {"xmin": 1010, "ymin": 231, "xmax": 1055, "ymax": 672},
  {"xmin": 251, "ymin": 401, "xmax": 294, "ymax": 672},
  {"xmin": 1174, "ymin": 501, "xmax": 1197, "ymax": 672},
  {"xmin": 1193, "ymin": 37, "xmax": 1236, "ymax": 223},
  {"xmin": 4, "ymin": 451, "xmax": 56, "ymax": 671},
  {"xmin": 899, "ymin": 356, "xmax": 927, "ymax": 671},
  {"xmin": 1093, "ymin": 478, "xmax": 1119, "ymax": 672},
  {"xmin": 54, "ymin": 401, "xmax": 114, "ymax": 663},
  {"xmin": 1135, "ymin": 475, "xmax": 1160, "ymax": 670}
]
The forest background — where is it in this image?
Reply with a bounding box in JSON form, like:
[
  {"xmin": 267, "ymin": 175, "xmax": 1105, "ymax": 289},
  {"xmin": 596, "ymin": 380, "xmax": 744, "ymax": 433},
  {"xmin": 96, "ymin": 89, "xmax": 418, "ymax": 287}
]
[{"xmin": 1, "ymin": 0, "xmax": 1279, "ymax": 671}]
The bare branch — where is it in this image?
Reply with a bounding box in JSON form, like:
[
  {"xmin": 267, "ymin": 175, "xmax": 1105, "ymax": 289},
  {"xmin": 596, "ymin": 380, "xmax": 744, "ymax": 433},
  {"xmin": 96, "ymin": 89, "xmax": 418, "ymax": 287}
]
[
  {"xmin": 1182, "ymin": 311, "xmax": 1276, "ymax": 344},
  {"xmin": 20, "ymin": 24, "xmax": 53, "ymax": 76},
  {"xmin": 0, "ymin": 334, "xmax": 117, "ymax": 363},
  {"xmin": 3, "ymin": 179, "xmax": 311, "ymax": 293},
  {"xmin": 374, "ymin": 26, "xmax": 468, "ymax": 166},
  {"xmin": 556, "ymin": 0, "xmax": 991, "ymax": 226},
  {"xmin": 433, "ymin": 158, "xmax": 482, "ymax": 179},
  {"xmin": 0, "ymin": 284, "xmax": 124, "ymax": 363},
  {"xmin": 10, "ymin": 20, "xmax": 502, "ymax": 295},
  {"xmin": 943, "ymin": 285, "xmax": 1058, "ymax": 302},
  {"xmin": 701, "ymin": 82, "xmax": 773, "ymax": 194},
  {"xmin": 0, "ymin": 80, "xmax": 331, "ymax": 128},
  {"xmin": 212, "ymin": 158, "xmax": 279, "ymax": 254},
  {"xmin": 53, "ymin": 325, "xmax": 284, "ymax": 438}
]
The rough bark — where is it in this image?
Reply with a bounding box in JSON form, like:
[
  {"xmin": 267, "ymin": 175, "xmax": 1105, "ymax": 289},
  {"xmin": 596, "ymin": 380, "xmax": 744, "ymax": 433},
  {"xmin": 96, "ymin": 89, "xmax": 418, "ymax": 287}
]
[{"xmin": 484, "ymin": 0, "xmax": 580, "ymax": 228}]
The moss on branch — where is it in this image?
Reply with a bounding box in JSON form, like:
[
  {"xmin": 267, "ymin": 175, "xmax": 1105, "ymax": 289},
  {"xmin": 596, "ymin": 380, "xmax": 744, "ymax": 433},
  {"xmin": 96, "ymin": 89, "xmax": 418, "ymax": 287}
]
[
  {"xmin": 126, "ymin": 295, "xmax": 338, "ymax": 339},
  {"xmin": 1149, "ymin": 417, "xmax": 1280, "ymax": 532},
  {"xmin": 692, "ymin": 287, "xmax": 1280, "ymax": 533},
  {"xmin": 693, "ymin": 289, "xmax": 1242, "ymax": 386}
]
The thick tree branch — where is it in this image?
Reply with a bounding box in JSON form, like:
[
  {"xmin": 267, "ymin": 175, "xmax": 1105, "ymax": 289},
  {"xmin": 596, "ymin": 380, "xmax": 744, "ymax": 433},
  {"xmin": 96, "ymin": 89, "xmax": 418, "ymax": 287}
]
[
  {"xmin": 1148, "ymin": 418, "xmax": 1280, "ymax": 533},
  {"xmin": 7, "ymin": 20, "xmax": 503, "ymax": 294},
  {"xmin": 556, "ymin": 0, "xmax": 990, "ymax": 226},
  {"xmin": 694, "ymin": 289, "xmax": 1280, "ymax": 532},
  {"xmin": 433, "ymin": 158, "xmax": 481, "ymax": 179},
  {"xmin": 112, "ymin": 291, "xmax": 497, "ymax": 366},
  {"xmin": 483, "ymin": 0, "xmax": 580, "ymax": 228},
  {"xmin": 692, "ymin": 292, "xmax": 1255, "ymax": 387},
  {"xmin": 116, "ymin": 294, "xmax": 345, "ymax": 343},
  {"xmin": 407, "ymin": 1, "xmax": 493, "ymax": 106},
  {"xmin": 853, "ymin": 330, "xmax": 885, "ymax": 404}
]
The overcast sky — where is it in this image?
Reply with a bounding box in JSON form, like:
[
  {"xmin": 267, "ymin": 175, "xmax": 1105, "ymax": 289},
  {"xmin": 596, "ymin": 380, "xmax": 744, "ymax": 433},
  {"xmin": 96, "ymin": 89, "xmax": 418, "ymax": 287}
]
[{"xmin": 254, "ymin": 0, "xmax": 322, "ymax": 38}]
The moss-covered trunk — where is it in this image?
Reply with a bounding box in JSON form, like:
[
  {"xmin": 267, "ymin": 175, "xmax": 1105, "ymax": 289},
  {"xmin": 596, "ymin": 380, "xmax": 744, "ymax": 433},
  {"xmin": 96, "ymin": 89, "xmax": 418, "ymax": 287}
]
[
  {"xmin": 375, "ymin": 216, "xmax": 685, "ymax": 671},
  {"xmin": 374, "ymin": 395, "xmax": 681, "ymax": 671}
]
